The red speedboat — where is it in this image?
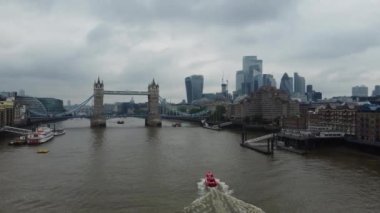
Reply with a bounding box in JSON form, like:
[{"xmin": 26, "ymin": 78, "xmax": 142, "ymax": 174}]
[{"xmin": 205, "ymin": 171, "xmax": 218, "ymax": 188}]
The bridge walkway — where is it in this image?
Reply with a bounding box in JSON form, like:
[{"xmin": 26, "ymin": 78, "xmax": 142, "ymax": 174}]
[{"xmin": 1, "ymin": 126, "xmax": 32, "ymax": 135}]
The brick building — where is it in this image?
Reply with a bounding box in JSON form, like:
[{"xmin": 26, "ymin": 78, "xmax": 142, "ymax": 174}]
[
  {"xmin": 228, "ymin": 86, "xmax": 299, "ymax": 123},
  {"xmin": 308, "ymin": 103, "xmax": 357, "ymax": 135},
  {"xmin": 356, "ymin": 105, "xmax": 380, "ymax": 143}
]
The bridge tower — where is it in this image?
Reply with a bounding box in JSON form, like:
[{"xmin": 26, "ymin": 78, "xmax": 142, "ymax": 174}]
[
  {"xmin": 91, "ymin": 77, "xmax": 106, "ymax": 127},
  {"xmin": 145, "ymin": 79, "xmax": 162, "ymax": 127}
]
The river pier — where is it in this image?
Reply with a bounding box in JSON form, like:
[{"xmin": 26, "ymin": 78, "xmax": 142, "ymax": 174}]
[{"xmin": 241, "ymin": 126, "xmax": 275, "ymax": 155}]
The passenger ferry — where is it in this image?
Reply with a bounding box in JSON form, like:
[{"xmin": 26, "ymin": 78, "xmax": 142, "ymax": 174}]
[{"xmin": 27, "ymin": 127, "xmax": 54, "ymax": 145}]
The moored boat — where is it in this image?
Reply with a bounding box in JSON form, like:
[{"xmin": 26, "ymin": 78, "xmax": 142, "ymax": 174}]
[
  {"xmin": 27, "ymin": 127, "xmax": 54, "ymax": 145},
  {"xmin": 53, "ymin": 129, "xmax": 66, "ymax": 136},
  {"xmin": 201, "ymin": 120, "xmax": 221, "ymax": 131},
  {"xmin": 172, "ymin": 122, "xmax": 181, "ymax": 127},
  {"xmin": 8, "ymin": 136, "xmax": 27, "ymax": 145}
]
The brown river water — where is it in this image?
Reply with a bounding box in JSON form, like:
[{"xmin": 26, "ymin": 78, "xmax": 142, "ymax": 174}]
[{"xmin": 1, "ymin": 118, "xmax": 380, "ymax": 212}]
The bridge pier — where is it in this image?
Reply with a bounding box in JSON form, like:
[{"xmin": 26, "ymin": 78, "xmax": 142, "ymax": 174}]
[
  {"xmin": 145, "ymin": 79, "xmax": 162, "ymax": 127},
  {"xmin": 91, "ymin": 78, "xmax": 106, "ymax": 127}
]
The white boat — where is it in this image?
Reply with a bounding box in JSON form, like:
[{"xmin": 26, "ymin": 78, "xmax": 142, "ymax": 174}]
[
  {"xmin": 201, "ymin": 120, "xmax": 221, "ymax": 131},
  {"xmin": 27, "ymin": 127, "xmax": 54, "ymax": 145},
  {"xmin": 53, "ymin": 129, "xmax": 66, "ymax": 136}
]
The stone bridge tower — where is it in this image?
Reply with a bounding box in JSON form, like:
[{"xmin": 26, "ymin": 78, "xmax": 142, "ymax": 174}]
[
  {"xmin": 91, "ymin": 77, "xmax": 106, "ymax": 127},
  {"xmin": 145, "ymin": 79, "xmax": 162, "ymax": 127}
]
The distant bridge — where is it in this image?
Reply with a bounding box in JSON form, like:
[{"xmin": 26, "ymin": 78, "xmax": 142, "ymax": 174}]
[{"xmin": 23, "ymin": 78, "xmax": 211, "ymax": 124}]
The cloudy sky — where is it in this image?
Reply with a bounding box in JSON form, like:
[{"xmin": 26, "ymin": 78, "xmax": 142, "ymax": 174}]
[{"xmin": 1, "ymin": 0, "xmax": 380, "ymax": 104}]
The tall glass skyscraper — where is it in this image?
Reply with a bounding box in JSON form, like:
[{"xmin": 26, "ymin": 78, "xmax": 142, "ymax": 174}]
[
  {"xmin": 242, "ymin": 56, "xmax": 263, "ymax": 94},
  {"xmin": 235, "ymin": 70, "xmax": 244, "ymax": 95},
  {"xmin": 280, "ymin": 73, "xmax": 293, "ymax": 95},
  {"xmin": 185, "ymin": 75, "xmax": 204, "ymax": 104},
  {"xmin": 294, "ymin": 72, "xmax": 306, "ymax": 95}
]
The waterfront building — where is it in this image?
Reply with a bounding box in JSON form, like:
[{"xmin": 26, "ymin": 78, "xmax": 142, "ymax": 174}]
[
  {"xmin": 15, "ymin": 96, "xmax": 65, "ymax": 118},
  {"xmin": 294, "ymin": 72, "xmax": 305, "ymax": 95},
  {"xmin": 14, "ymin": 102, "xmax": 27, "ymax": 126},
  {"xmin": 185, "ymin": 75, "xmax": 204, "ymax": 104},
  {"xmin": 37, "ymin": 98, "xmax": 66, "ymax": 115},
  {"xmin": 308, "ymin": 103, "xmax": 357, "ymax": 135},
  {"xmin": 280, "ymin": 73, "xmax": 293, "ymax": 95},
  {"xmin": 352, "ymin": 85, "xmax": 368, "ymax": 97},
  {"xmin": 242, "ymin": 56, "xmax": 263, "ymax": 94},
  {"xmin": 356, "ymin": 105, "xmax": 380, "ymax": 143},
  {"xmin": 235, "ymin": 70, "xmax": 244, "ymax": 95},
  {"xmin": 226, "ymin": 95, "xmax": 249, "ymax": 121},
  {"xmin": 372, "ymin": 85, "xmax": 380, "ymax": 96},
  {"xmin": 228, "ymin": 86, "xmax": 299, "ymax": 123},
  {"xmin": 0, "ymin": 100, "xmax": 14, "ymax": 127}
]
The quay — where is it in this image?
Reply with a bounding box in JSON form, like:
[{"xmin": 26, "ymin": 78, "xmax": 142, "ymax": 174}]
[
  {"xmin": 240, "ymin": 128, "xmax": 347, "ymax": 155},
  {"xmin": 276, "ymin": 129, "xmax": 345, "ymax": 154}
]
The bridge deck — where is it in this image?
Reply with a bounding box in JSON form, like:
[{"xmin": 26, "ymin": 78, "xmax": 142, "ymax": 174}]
[{"xmin": 104, "ymin": 91, "xmax": 149, "ymax": 96}]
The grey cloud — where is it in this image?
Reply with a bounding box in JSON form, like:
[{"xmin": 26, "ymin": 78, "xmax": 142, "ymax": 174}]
[
  {"xmin": 299, "ymin": 29, "xmax": 380, "ymax": 59},
  {"xmin": 90, "ymin": 0, "xmax": 298, "ymax": 26},
  {"xmin": 1, "ymin": 0, "xmax": 380, "ymax": 103},
  {"xmin": 86, "ymin": 24, "xmax": 113, "ymax": 44}
]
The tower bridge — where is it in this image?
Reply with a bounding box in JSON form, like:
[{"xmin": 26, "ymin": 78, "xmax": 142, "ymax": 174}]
[
  {"xmin": 20, "ymin": 78, "xmax": 211, "ymax": 126},
  {"xmin": 91, "ymin": 77, "xmax": 161, "ymax": 127}
]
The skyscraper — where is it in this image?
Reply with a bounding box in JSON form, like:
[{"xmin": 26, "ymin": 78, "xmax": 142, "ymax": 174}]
[
  {"xmin": 235, "ymin": 70, "xmax": 244, "ymax": 95},
  {"xmin": 19, "ymin": 89, "xmax": 25, "ymax": 96},
  {"xmin": 306, "ymin": 85, "xmax": 313, "ymax": 101},
  {"xmin": 263, "ymin": 74, "xmax": 277, "ymax": 88},
  {"xmin": 306, "ymin": 85, "xmax": 313, "ymax": 93},
  {"xmin": 372, "ymin": 85, "xmax": 380, "ymax": 96},
  {"xmin": 242, "ymin": 56, "xmax": 263, "ymax": 94},
  {"xmin": 352, "ymin": 85, "xmax": 368, "ymax": 97},
  {"xmin": 280, "ymin": 73, "xmax": 293, "ymax": 95},
  {"xmin": 294, "ymin": 72, "xmax": 305, "ymax": 95},
  {"xmin": 185, "ymin": 75, "xmax": 204, "ymax": 104}
]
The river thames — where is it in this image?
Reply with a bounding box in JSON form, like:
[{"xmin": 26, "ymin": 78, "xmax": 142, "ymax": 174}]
[{"xmin": 1, "ymin": 118, "xmax": 380, "ymax": 212}]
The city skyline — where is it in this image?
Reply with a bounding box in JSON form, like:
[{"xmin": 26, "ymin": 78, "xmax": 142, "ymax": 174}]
[{"xmin": 1, "ymin": 1, "xmax": 380, "ymax": 104}]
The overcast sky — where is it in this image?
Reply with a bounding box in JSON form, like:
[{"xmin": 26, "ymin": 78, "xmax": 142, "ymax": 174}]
[{"xmin": 1, "ymin": 0, "xmax": 380, "ymax": 104}]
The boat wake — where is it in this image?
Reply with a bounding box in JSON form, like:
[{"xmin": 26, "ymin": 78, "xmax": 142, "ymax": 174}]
[
  {"xmin": 185, "ymin": 177, "xmax": 265, "ymax": 213},
  {"xmin": 197, "ymin": 178, "xmax": 233, "ymax": 196}
]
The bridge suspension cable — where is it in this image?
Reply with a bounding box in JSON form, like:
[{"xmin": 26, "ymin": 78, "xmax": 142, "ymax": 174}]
[
  {"xmin": 159, "ymin": 97, "xmax": 210, "ymax": 118},
  {"xmin": 56, "ymin": 95, "xmax": 94, "ymax": 117}
]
